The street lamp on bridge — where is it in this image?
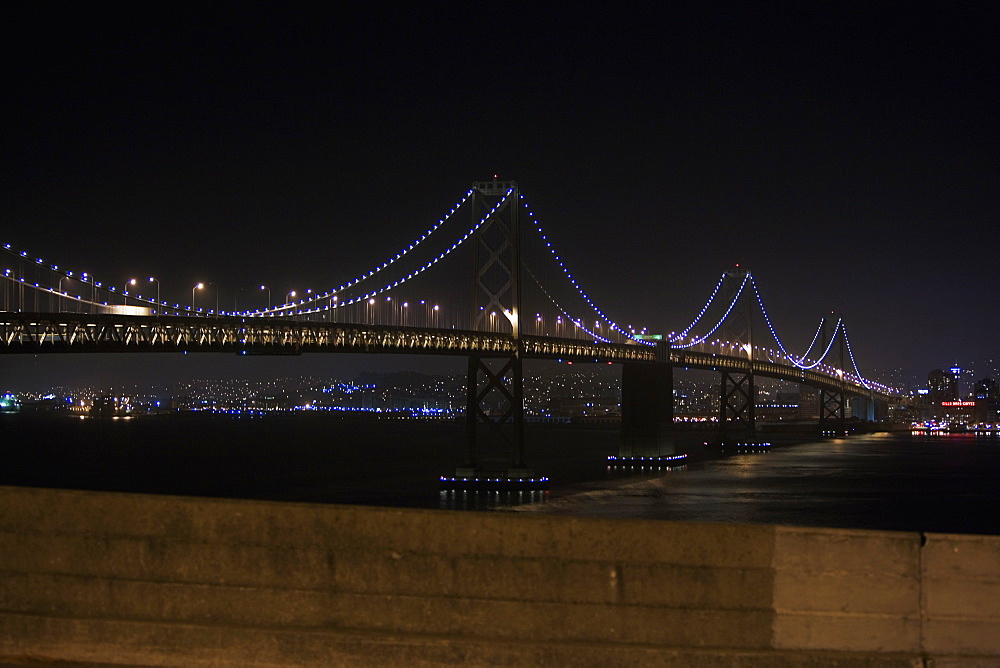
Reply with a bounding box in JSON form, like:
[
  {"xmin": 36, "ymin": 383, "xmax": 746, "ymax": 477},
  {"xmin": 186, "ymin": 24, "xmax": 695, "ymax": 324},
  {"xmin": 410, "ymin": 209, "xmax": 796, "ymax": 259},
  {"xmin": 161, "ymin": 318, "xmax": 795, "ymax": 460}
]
[
  {"xmin": 192, "ymin": 283, "xmax": 203, "ymax": 312},
  {"xmin": 123, "ymin": 278, "xmax": 136, "ymax": 306},
  {"xmin": 148, "ymin": 277, "xmax": 159, "ymax": 313},
  {"xmin": 58, "ymin": 276, "xmax": 70, "ymax": 313}
]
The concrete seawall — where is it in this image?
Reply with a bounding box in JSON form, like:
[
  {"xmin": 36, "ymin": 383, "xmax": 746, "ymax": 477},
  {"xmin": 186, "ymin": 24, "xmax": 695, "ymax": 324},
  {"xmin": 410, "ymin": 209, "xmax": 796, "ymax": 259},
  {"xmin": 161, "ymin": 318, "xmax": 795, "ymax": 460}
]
[{"xmin": 0, "ymin": 485, "xmax": 997, "ymax": 666}]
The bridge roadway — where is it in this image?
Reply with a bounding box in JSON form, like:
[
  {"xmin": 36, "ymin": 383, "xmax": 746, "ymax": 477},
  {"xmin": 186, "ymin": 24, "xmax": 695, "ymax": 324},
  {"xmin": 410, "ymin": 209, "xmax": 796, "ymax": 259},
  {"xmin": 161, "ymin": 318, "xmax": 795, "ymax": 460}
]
[{"xmin": 0, "ymin": 312, "xmax": 890, "ymax": 400}]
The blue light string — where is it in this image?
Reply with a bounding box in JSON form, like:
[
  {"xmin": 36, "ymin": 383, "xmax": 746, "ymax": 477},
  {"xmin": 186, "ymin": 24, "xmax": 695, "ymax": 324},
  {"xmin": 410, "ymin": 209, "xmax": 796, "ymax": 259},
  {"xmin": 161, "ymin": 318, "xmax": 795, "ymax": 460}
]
[
  {"xmin": 249, "ymin": 189, "xmax": 475, "ymax": 315},
  {"xmin": 752, "ymin": 275, "xmax": 836, "ymax": 370},
  {"xmin": 523, "ymin": 265, "xmax": 613, "ymax": 343},
  {"xmin": 671, "ymin": 273, "xmax": 749, "ymax": 348},
  {"xmin": 2, "ymin": 243, "xmax": 196, "ymax": 314},
  {"xmin": 268, "ymin": 190, "xmax": 513, "ymax": 314},
  {"xmin": 670, "ymin": 273, "xmax": 726, "ymax": 343},
  {"xmin": 519, "ymin": 195, "xmax": 650, "ymax": 345},
  {"xmin": 841, "ymin": 322, "xmax": 874, "ymax": 391}
]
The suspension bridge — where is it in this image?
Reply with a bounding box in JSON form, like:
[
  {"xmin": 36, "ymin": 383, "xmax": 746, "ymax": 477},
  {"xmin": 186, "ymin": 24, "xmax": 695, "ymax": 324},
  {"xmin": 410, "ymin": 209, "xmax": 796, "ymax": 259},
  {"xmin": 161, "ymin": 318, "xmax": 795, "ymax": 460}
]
[{"xmin": 1, "ymin": 178, "xmax": 898, "ymax": 485}]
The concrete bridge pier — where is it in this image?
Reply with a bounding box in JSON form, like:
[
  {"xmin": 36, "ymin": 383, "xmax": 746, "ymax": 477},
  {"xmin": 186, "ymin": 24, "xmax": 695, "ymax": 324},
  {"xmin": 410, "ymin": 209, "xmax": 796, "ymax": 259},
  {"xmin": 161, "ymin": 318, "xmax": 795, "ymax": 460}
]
[
  {"xmin": 858, "ymin": 392, "xmax": 891, "ymax": 423},
  {"xmin": 848, "ymin": 393, "xmax": 877, "ymax": 422},
  {"xmin": 620, "ymin": 361, "xmax": 676, "ymax": 457}
]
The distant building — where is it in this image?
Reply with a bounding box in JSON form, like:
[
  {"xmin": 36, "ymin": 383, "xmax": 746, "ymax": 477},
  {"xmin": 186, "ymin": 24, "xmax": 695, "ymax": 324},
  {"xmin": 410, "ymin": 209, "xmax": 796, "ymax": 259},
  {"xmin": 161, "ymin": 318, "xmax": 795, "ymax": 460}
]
[
  {"xmin": 975, "ymin": 378, "xmax": 998, "ymax": 400},
  {"xmin": 974, "ymin": 378, "xmax": 1000, "ymax": 424},
  {"xmin": 927, "ymin": 369, "xmax": 958, "ymax": 404},
  {"xmin": 798, "ymin": 387, "xmax": 819, "ymax": 419}
]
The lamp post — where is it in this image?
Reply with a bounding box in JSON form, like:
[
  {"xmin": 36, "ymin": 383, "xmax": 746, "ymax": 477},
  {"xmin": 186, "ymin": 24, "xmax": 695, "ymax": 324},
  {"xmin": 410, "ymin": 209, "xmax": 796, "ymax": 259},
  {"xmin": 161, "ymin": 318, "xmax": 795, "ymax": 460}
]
[
  {"xmin": 260, "ymin": 285, "xmax": 270, "ymax": 313},
  {"xmin": 207, "ymin": 282, "xmax": 218, "ymax": 314},
  {"xmin": 192, "ymin": 283, "xmax": 203, "ymax": 312},
  {"xmin": 148, "ymin": 277, "xmax": 159, "ymax": 313},
  {"xmin": 123, "ymin": 278, "xmax": 136, "ymax": 306},
  {"xmin": 81, "ymin": 273, "xmax": 94, "ymax": 314},
  {"xmin": 58, "ymin": 276, "xmax": 70, "ymax": 313}
]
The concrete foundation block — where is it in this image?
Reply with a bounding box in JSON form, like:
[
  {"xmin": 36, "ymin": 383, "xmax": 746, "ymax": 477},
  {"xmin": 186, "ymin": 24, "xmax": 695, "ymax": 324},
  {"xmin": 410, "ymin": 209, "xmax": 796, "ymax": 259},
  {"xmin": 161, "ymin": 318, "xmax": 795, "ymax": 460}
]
[
  {"xmin": 924, "ymin": 576, "xmax": 1000, "ymax": 618},
  {"xmin": 0, "ymin": 611, "xmax": 927, "ymax": 667},
  {"xmin": 773, "ymin": 526, "xmax": 919, "ymax": 578},
  {"xmin": 623, "ymin": 563, "xmax": 774, "ymax": 609},
  {"xmin": 923, "ymin": 618, "xmax": 1000, "ymax": 657},
  {"xmin": 923, "ymin": 533, "xmax": 1000, "ymax": 579},
  {"xmin": 2, "ymin": 486, "xmax": 999, "ymax": 665},
  {"xmin": 772, "ymin": 611, "xmax": 921, "ymax": 653},
  {"xmin": 773, "ymin": 570, "xmax": 919, "ymax": 615}
]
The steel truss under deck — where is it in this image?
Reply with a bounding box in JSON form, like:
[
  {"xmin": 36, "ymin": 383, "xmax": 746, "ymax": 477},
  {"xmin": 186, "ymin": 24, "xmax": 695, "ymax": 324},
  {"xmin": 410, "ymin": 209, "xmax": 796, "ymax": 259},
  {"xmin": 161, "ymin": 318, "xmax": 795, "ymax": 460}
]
[{"xmin": 0, "ymin": 313, "xmax": 656, "ymax": 362}]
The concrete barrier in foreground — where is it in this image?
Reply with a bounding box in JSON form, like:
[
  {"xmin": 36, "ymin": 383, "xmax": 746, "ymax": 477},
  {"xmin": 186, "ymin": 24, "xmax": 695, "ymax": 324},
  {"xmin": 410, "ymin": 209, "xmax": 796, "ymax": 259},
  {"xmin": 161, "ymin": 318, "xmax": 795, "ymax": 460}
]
[{"xmin": 0, "ymin": 485, "xmax": 997, "ymax": 666}]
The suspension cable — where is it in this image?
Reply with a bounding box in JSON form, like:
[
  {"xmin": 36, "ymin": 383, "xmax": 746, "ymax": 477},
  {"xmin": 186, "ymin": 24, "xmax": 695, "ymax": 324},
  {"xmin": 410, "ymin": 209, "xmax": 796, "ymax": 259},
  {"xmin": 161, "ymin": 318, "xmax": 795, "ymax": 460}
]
[
  {"xmin": 519, "ymin": 195, "xmax": 644, "ymax": 342},
  {"xmin": 671, "ymin": 273, "xmax": 750, "ymax": 348}
]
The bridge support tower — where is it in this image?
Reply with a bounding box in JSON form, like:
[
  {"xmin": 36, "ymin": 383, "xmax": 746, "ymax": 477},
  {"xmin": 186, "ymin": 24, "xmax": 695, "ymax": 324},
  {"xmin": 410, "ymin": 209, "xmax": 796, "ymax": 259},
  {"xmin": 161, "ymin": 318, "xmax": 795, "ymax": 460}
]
[
  {"xmin": 446, "ymin": 177, "xmax": 543, "ymax": 488},
  {"xmin": 817, "ymin": 318, "xmax": 849, "ymax": 437},
  {"xmin": 718, "ymin": 269, "xmax": 757, "ymax": 443}
]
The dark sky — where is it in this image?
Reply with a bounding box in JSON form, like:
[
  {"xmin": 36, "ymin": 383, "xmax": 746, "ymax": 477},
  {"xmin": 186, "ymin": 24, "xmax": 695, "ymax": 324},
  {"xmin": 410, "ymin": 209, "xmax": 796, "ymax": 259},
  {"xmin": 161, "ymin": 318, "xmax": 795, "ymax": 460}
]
[{"xmin": 2, "ymin": 3, "xmax": 997, "ymax": 388}]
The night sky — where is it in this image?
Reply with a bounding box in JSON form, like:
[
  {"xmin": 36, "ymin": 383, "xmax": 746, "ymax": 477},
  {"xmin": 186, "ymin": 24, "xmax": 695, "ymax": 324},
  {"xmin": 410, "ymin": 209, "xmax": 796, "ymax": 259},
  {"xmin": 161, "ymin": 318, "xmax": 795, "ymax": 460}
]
[{"xmin": 2, "ymin": 4, "xmax": 997, "ymax": 388}]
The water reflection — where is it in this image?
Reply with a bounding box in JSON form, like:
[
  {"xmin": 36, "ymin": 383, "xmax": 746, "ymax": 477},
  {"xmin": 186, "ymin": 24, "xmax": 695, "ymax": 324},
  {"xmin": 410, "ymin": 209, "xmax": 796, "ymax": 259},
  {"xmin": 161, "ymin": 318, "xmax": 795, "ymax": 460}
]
[
  {"xmin": 606, "ymin": 463, "xmax": 688, "ymax": 476},
  {"xmin": 517, "ymin": 433, "xmax": 1000, "ymax": 534},
  {"xmin": 439, "ymin": 488, "xmax": 548, "ymax": 510}
]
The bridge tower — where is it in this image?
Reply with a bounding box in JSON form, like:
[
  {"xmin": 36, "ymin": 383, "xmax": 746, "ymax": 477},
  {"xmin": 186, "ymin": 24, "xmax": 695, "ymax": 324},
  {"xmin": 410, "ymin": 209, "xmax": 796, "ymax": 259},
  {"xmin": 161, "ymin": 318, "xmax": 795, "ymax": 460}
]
[
  {"xmin": 718, "ymin": 268, "xmax": 757, "ymax": 442},
  {"xmin": 818, "ymin": 317, "xmax": 848, "ymax": 436},
  {"xmin": 456, "ymin": 177, "xmax": 535, "ymax": 482}
]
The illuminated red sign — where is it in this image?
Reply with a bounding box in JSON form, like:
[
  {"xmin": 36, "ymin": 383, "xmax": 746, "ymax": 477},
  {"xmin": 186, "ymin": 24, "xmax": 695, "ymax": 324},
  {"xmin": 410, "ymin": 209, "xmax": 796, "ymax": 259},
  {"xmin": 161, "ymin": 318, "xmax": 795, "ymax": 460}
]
[{"xmin": 941, "ymin": 401, "xmax": 976, "ymax": 407}]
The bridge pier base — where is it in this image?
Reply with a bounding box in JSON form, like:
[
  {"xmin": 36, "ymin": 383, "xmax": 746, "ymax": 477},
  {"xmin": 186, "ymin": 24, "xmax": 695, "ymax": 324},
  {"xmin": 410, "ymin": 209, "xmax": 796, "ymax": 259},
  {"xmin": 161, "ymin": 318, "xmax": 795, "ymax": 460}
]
[
  {"xmin": 818, "ymin": 388, "xmax": 847, "ymax": 437},
  {"xmin": 718, "ymin": 370, "xmax": 757, "ymax": 443},
  {"xmin": 441, "ymin": 354, "xmax": 547, "ymax": 490},
  {"xmin": 620, "ymin": 362, "xmax": 675, "ymax": 457}
]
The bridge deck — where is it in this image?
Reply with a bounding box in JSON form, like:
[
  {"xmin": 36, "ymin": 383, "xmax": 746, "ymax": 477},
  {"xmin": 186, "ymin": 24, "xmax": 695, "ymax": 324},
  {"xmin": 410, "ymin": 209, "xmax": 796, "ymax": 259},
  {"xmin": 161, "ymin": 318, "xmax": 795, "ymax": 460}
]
[{"xmin": 0, "ymin": 313, "xmax": 892, "ymax": 399}]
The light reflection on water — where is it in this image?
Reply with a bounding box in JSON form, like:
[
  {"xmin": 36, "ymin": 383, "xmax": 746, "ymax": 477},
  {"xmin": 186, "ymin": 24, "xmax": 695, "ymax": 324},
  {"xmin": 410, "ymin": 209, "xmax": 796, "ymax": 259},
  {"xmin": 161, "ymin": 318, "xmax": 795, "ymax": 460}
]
[
  {"xmin": 522, "ymin": 433, "xmax": 1000, "ymax": 535},
  {"xmin": 439, "ymin": 489, "xmax": 548, "ymax": 510},
  {"xmin": 3, "ymin": 412, "xmax": 997, "ymax": 534}
]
